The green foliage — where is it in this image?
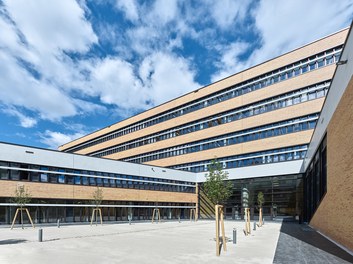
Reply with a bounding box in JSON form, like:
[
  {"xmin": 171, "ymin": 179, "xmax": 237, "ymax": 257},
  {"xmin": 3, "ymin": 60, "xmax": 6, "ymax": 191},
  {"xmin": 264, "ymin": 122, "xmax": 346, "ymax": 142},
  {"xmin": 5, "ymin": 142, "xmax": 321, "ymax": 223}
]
[
  {"xmin": 13, "ymin": 186, "xmax": 31, "ymax": 207},
  {"xmin": 257, "ymin": 191, "xmax": 265, "ymax": 208},
  {"xmin": 203, "ymin": 160, "xmax": 233, "ymax": 205},
  {"xmin": 92, "ymin": 187, "xmax": 103, "ymax": 207}
]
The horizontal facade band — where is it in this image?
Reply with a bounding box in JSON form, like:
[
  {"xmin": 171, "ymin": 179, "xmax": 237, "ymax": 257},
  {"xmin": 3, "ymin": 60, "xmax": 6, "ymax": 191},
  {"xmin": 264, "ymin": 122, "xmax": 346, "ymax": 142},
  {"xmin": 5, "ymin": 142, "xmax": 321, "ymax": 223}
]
[
  {"xmin": 62, "ymin": 46, "xmax": 342, "ymax": 153},
  {"xmin": 0, "ymin": 203, "xmax": 196, "ymax": 208},
  {"xmin": 91, "ymin": 81, "xmax": 328, "ymax": 158}
]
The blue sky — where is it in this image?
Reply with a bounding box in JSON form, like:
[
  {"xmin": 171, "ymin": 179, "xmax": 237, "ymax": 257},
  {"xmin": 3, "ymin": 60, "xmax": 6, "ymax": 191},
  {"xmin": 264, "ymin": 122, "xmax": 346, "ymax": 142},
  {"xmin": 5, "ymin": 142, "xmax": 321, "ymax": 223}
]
[{"xmin": 0, "ymin": 0, "xmax": 352, "ymax": 149}]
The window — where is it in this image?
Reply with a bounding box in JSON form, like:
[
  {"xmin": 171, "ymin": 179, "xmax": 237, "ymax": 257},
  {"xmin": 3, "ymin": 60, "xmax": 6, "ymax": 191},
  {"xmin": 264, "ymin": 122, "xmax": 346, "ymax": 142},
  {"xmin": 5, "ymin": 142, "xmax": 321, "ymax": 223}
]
[
  {"xmin": 20, "ymin": 164, "xmax": 29, "ymax": 181},
  {"xmin": 0, "ymin": 161, "xmax": 9, "ymax": 179}
]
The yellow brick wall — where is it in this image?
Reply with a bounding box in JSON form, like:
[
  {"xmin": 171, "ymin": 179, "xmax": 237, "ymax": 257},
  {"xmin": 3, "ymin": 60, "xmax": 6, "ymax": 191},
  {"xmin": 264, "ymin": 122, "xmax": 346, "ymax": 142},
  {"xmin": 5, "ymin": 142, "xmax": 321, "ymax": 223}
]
[
  {"xmin": 0, "ymin": 180, "xmax": 197, "ymax": 204},
  {"xmin": 309, "ymin": 76, "xmax": 353, "ymax": 251}
]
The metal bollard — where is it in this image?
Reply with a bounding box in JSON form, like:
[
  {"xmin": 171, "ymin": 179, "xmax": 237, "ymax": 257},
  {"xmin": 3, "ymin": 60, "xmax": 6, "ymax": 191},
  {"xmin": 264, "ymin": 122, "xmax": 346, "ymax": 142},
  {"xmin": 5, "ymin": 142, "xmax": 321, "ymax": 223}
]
[
  {"xmin": 38, "ymin": 228, "xmax": 43, "ymax": 242},
  {"xmin": 57, "ymin": 219, "xmax": 60, "ymax": 228},
  {"xmin": 233, "ymin": 228, "xmax": 237, "ymax": 244},
  {"xmin": 263, "ymin": 217, "xmax": 265, "ymax": 225},
  {"xmin": 253, "ymin": 221, "xmax": 256, "ymax": 231},
  {"xmin": 178, "ymin": 216, "xmax": 181, "ymax": 223}
]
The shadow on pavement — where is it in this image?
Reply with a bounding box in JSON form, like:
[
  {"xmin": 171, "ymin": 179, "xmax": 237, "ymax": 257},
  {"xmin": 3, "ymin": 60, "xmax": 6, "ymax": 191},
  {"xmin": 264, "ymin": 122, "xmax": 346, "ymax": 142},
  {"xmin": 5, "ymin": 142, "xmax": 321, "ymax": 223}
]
[
  {"xmin": 274, "ymin": 219, "xmax": 353, "ymax": 263},
  {"xmin": 0, "ymin": 239, "xmax": 27, "ymax": 245}
]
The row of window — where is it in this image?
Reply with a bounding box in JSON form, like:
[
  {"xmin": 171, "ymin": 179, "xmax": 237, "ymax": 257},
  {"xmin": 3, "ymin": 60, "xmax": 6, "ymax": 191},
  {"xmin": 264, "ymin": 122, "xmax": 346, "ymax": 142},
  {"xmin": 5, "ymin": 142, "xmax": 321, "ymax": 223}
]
[
  {"xmin": 64, "ymin": 46, "xmax": 342, "ymax": 153},
  {"xmin": 123, "ymin": 114, "xmax": 318, "ymax": 164},
  {"xmin": 0, "ymin": 162, "xmax": 195, "ymax": 193},
  {"xmin": 169, "ymin": 145, "xmax": 308, "ymax": 172},
  {"xmin": 92, "ymin": 81, "xmax": 329, "ymax": 158}
]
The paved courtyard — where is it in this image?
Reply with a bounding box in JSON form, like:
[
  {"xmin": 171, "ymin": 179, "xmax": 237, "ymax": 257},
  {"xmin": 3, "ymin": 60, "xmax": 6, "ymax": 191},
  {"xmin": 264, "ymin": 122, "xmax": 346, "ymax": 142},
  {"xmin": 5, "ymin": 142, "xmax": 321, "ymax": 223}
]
[{"xmin": 0, "ymin": 220, "xmax": 351, "ymax": 264}]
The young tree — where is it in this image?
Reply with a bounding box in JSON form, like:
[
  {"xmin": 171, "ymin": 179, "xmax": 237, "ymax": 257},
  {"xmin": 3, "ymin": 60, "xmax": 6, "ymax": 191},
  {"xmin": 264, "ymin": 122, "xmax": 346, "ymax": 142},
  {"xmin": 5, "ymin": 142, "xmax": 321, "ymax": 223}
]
[
  {"xmin": 257, "ymin": 191, "xmax": 265, "ymax": 226},
  {"xmin": 92, "ymin": 187, "xmax": 103, "ymax": 208},
  {"xmin": 203, "ymin": 160, "xmax": 233, "ymax": 205},
  {"xmin": 257, "ymin": 191, "xmax": 265, "ymax": 208},
  {"xmin": 13, "ymin": 186, "xmax": 32, "ymax": 229},
  {"xmin": 91, "ymin": 187, "xmax": 103, "ymax": 225}
]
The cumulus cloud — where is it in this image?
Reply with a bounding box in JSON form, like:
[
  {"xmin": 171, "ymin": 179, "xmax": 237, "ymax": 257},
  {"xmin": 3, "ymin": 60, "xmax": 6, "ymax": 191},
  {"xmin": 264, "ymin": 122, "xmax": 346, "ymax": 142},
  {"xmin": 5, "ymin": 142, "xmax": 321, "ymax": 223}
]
[
  {"xmin": 1, "ymin": 0, "xmax": 352, "ymax": 150},
  {"xmin": 212, "ymin": 0, "xmax": 353, "ymax": 81},
  {"xmin": 249, "ymin": 0, "xmax": 353, "ymax": 65},
  {"xmin": 207, "ymin": 0, "xmax": 252, "ymax": 29},
  {"xmin": 39, "ymin": 130, "xmax": 85, "ymax": 149},
  {"xmin": 87, "ymin": 52, "xmax": 200, "ymax": 111},
  {"xmin": 211, "ymin": 42, "xmax": 250, "ymax": 82},
  {"xmin": 139, "ymin": 52, "xmax": 200, "ymax": 105},
  {"xmin": 1, "ymin": 107, "xmax": 37, "ymax": 128},
  {"xmin": 115, "ymin": 0, "xmax": 139, "ymax": 22}
]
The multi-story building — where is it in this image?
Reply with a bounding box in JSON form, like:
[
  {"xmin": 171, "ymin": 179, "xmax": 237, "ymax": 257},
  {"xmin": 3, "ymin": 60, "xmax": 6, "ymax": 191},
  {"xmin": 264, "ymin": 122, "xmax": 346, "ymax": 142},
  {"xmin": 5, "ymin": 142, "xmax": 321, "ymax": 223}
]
[
  {"xmin": 59, "ymin": 29, "xmax": 347, "ymax": 219},
  {"xmin": 59, "ymin": 29, "xmax": 346, "ymax": 173},
  {"xmin": 0, "ymin": 142, "xmax": 197, "ymax": 224},
  {"xmin": 0, "ymin": 26, "xmax": 352, "ymax": 251}
]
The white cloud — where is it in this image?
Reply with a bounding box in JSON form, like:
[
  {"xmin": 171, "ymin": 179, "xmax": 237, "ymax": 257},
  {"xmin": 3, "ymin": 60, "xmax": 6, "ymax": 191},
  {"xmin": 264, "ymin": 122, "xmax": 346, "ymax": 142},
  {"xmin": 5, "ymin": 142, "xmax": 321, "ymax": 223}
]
[
  {"xmin": 207, "ymin": 0, "xmax": 252, "ymax": 29},
  {"xmin": 3, "ymin": 0, "xmax": 97, "ymax": 53},
  {"xmin": 2, "ymin": 107, "xmax": 37, "ymax": 128},
  {"xmin": 115, "ymin": 0, "xmax": 139, "ymax": 22},
  {"xmin": 139, "ymin": 52, "xmax": 200, "ymax": 105},
  {"xmin": 90, "ymin": 57, "xmax": 145, "ymax": 109},
  {"xmin": 39, "ymin": 130, "xmax": 85, "ymax": 149},
  {"xmin": 88, "ymin": 52, "xmax": 200, "ymax": 111},
  {"xmin": 149, "ymin": 0, "xmax": 179, "ymax": 25},
  {"xmin": 211, "ymin": 0, "xmax": 353, "ymax": 81},
  {"xmin": 0, "ymin": 0, "xmax": 99, "ymax": 123},
  {"xmin": 0, "ymin": 50, "xmax": 77, "ymax": 121},
  {"xmin": 211, "ymin": 42, "xmax": 250, "ymax": 82},
  {"xmin": 249, "ymin": 0, "xmax": 353, "ymax": 66}
]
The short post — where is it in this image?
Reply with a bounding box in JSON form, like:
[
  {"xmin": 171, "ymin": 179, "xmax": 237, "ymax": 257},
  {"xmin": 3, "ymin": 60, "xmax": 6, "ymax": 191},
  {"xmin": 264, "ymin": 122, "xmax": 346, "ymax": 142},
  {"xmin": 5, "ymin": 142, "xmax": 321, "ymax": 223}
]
[
  {"xmin": 38, "ymin": 228, "xmax": 43, "ymax": 242},
  {"xmin": 233, "ymin": 228, "xmax": 236, "ymax": 244},
  {"xmin": 57, "ymin": 219, "xmax": 60, "ymax": 228},
  {"xmin": 263, "ymin": 217, "xmax": 265, "ymax": 225},
  {"xmin": 128, "ymin": 215, "xmax": 132, "ymax": 225},
  {"xmin": 253, "ymin": 221, "xmax": 256, "ymax": 231}
]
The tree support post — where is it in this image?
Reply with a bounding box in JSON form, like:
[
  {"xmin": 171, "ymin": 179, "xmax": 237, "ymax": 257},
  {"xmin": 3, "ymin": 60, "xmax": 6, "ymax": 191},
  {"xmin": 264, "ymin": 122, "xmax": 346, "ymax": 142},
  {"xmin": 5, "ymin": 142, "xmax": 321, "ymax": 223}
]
[
  {"xmin": 215, "ymin": 205, "xmax": 226, "ymax": 256},
  {"xmin": 152, "ymin": 208, "xmax": 161, "ymax": 223},
  {"xmin": 90, "ymin": 208, "xmax": 103, "ymax": 226},
  {"xmin": 11, "ymin": 208, "xmax": 35, "ymax": 229},
  {"xmin": 190, "ymin": 208, "xmax": 196, "ymax": 222}
]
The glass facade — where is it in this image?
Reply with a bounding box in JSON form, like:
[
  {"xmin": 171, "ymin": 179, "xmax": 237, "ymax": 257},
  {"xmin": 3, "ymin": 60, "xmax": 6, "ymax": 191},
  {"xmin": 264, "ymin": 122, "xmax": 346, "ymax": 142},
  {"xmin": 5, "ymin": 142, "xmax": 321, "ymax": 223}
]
[
  {"xmin": 303, "ymin": 134, "xmax": 327, "ymax": 222},
  {"xmin": 200, "ymin": 174, "xmax": 303, "ymax": 220},
  {"xmin": 0, "ymin": 199, "xmax": 195, "ymax": 225},
  {"xmin": 170, "ymin": 145, "xmax": 308, "ymax": 172}
]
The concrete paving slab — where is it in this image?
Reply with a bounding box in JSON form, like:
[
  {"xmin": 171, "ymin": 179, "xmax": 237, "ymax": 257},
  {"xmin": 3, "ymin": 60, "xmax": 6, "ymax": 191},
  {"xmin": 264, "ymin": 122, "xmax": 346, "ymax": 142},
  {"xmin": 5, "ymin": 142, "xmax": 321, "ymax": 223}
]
[{"xmin": 0, "ymin": 220, "xmax": 281, "ymax": 264}]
